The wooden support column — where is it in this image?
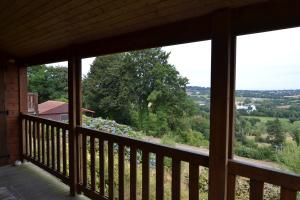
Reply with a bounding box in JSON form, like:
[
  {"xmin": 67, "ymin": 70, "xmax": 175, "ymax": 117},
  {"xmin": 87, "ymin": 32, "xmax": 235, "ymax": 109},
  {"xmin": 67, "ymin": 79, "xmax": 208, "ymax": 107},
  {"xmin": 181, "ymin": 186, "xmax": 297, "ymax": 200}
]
[
  {"xmin": 208, "ymin": 9, "xmax": 233, "ymax": 200},
  {"xmin": 68, "ymin": 55, "xmax": 82, "ymax": 196},
  {"xmin": 18, "ymin": 63, "xmax": 28, "ymax": 162},
  {"xmin": 227, "ymin": 36, "xmax": 237, "ymax": 200}
]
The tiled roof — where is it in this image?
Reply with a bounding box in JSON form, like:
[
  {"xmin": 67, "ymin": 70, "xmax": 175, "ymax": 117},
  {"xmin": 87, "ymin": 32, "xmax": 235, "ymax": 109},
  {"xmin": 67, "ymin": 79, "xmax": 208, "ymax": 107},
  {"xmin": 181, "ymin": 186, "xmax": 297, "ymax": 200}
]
[{"xmin": 38, "ymin": 100, "xmax": 94, "ymax": 115}]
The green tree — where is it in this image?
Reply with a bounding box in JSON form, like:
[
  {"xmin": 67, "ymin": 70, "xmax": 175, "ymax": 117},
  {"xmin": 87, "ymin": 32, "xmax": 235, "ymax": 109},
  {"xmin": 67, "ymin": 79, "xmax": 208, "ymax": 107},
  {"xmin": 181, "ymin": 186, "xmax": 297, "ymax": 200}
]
[
  {"xmin": 83, "ymin": 53, "xmax": 134, "ymax": 124},
  {"xmin": 266, "ymin": 119, "xmax": 285, "ymax": 147},
  {"xmin": 28, "ymin": 65, "xmax": 68, "ymax": 103},
  {"xmin": 83, "ymin": 48, "xmax": 196, "ymax": 134}
]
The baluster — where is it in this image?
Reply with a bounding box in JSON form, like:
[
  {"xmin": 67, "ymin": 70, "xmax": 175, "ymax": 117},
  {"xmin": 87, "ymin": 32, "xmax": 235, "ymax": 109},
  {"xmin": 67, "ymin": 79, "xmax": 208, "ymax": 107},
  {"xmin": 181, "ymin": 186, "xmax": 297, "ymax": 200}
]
[
  {"xmin": 142, "ymin": 151, "xmax": 149, "ymax": 200},
  {"xmin": 280, "ymin": 187, "xmax": 297, "ymax": 200},
  {"xmin": 56, "ymin": 127, "xmax": 61, "ymax": 172},
  {"xmin": 189, "ymin": 163, "xmax": 199, "ymax": 200},
  {"xmin": 37, "ymin": 122, "xmax": 40, "ymax": 162},
  {"xmin": 62, "ymin": 129, "xmax": 67, "ymax": 176},
  {"xmin": 46, "ymin": 125, "xmax": 50, "ymax": 167},
  {"xmin": 51, "ymin": 125, "xmax": 55, "ymax": 169},
  {"xmin": 33, "ymin": 121, "xmax": 36, "ymax": 159},
  {"xmin": 82, "ymin": 134, "xmax": 87, "ymax": 188},
  {"xmin": 41, "ymin": 123, "xmax": 45, "ymax": 164},
  {"xmin": 130, "ymin": 147, "xmax": 137, "ymax": 200},
  {"xmin": 99, "ymin": 139, "xmax": 105, "ymax": 196},
  {"xmin": 119, "ymin": 144, "xmax": 124, "ymax": 200},
  {"xmin": 25, "ymin": 119, "xmax": 28, "ymax": 156},
  {"xmin": 250, "ymin": 179, "xmax": 264, "ymax": 200},
  {"xmin": 29, "ymin": 120, "xmax": 32, "ymax": 157},
  {"xmin": 108, "ymin": 141, "xmax": 114, "ymax": 199},
  {"xmin": 90, "ymin": 136, "xmax": 96, "ymax": 191},
  {"xmin": 172, "ymin": 159, "xmax": 181, "ymax": 200},
  {"xmin": 156, "ymin": 154, "xmax": 164, "ymax": 200}
]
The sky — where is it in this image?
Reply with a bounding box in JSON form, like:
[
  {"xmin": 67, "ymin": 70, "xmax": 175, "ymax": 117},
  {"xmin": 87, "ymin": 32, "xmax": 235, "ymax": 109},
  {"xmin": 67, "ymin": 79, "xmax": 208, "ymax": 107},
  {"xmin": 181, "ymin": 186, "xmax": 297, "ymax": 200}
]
[{"xmin": 47, "ymin": 27, "xmax": 300, "ymax": 90}]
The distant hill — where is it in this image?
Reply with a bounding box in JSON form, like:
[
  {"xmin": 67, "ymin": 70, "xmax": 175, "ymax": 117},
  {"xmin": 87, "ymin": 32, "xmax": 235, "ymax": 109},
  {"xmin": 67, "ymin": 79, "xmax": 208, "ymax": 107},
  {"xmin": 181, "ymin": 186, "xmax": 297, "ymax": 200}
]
[{"xmin": 187, "ymin": 86, "xmax": 300, "ymax": 99}]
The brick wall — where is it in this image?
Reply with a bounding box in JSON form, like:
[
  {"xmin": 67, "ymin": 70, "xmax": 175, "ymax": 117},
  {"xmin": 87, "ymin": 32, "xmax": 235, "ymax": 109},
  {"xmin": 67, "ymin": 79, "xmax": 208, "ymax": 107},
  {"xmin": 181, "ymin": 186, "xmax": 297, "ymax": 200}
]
[{"xmin": 4, "ymin": 62, "xmax": 27, "ymax": 163}]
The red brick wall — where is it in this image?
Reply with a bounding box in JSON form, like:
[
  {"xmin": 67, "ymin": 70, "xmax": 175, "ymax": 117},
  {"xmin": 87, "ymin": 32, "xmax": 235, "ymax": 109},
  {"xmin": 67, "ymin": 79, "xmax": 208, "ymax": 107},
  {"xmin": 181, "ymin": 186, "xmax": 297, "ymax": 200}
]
[{"xmin": 4, "ymin": 62, "xmax": 27, "ymax": 163}]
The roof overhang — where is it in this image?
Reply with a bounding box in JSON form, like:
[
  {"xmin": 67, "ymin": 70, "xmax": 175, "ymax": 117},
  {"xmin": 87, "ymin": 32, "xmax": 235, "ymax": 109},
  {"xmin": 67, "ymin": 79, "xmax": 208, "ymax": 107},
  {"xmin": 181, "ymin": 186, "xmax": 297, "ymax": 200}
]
[{"xmin": 0, "ymin": 0, "xmax": 299, "ymax": 65}]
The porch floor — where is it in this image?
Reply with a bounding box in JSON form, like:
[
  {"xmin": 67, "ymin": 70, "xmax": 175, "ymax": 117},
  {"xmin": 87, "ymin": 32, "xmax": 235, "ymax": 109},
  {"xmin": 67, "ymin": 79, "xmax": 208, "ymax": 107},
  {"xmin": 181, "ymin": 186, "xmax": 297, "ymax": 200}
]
[{"xmin": 0, "ymin": 162, "xmax": 89, "ymax": 200}]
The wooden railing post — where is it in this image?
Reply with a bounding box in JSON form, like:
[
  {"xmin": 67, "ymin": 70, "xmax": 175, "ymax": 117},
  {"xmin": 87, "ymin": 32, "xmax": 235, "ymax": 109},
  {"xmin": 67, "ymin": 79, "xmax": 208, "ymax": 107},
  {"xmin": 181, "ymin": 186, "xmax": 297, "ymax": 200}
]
[
  {"xmin": 208, "ymin": 9, "xmax": 234, "ymax": 200},
  {"xmin": 68, "ymin": 55, "xmax": 82, "ymax": 196},
  {"xmin": 18, "ymin": 64, "xmax": 27, "ymax": 162},
  {"xmin": 227, "ymin": 35, "xmax": 237, "ymax": 200}
]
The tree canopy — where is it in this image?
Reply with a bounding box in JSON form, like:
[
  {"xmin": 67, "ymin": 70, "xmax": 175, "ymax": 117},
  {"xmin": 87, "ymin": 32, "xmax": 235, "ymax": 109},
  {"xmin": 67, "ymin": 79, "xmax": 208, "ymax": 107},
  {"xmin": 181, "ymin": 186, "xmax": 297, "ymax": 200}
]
[
  {"xmin": 83, "ymin": 48, "xmax": 197, "ymax": 135},
  {"xmin": 28, "ymin": 65, "xmax": 68, "ymax": 103}
]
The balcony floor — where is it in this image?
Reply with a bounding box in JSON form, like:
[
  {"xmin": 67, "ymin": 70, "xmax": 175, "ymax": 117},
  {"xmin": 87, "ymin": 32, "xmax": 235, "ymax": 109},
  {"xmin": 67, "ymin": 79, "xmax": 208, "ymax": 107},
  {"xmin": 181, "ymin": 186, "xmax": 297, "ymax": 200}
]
[{"xmin": 0, "ymin": 162, "xmax": 89, "ymax": 200}]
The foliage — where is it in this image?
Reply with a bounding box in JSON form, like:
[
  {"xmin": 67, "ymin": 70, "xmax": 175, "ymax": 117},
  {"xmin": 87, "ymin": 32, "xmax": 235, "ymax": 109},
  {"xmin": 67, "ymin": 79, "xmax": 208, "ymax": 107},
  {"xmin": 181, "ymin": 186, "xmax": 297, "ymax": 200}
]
[
  {"xmin": 28, "ymin": 65, "xmax": 68, "ymax": 103},
  {"xmin": 83, "ymin": 115, "xmax": 143, "ymax": 139},
  {"xmin": 277, "ymin": 142, "xmax": 300, "ymax": 173},
  {"xmin": 266, "ymin": 119, "xmax": 285, "ymax": 147},
  {"xmin": 82, "ymin": 48, "xmax": 202, "ymax": 143},
  {"xmin": 235, "ymin": 142, "xmax": 275, "ymax": 161}
]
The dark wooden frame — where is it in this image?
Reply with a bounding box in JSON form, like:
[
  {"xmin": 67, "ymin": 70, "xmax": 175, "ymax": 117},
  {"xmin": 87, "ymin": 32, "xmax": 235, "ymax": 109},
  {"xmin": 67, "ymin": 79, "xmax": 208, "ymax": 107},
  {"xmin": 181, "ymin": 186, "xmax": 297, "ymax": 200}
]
[{"xmin": 15, "ymin": 0, "xmax": 300, "ymax": 199}]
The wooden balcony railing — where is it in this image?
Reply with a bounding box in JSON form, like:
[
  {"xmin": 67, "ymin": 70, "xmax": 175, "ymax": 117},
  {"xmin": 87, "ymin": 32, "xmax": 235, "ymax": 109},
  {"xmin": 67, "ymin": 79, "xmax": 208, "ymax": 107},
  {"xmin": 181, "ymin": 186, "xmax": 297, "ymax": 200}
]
[
  {"xmin": 77, "ymin": 126, "xmax": 209, "ymax": 200},
  {"xmin": 21, "ymin": 114, "xmax": 70, "ymax": 184},
  {"xmin": 228, "ymin": 159, "xmax": 300, "ymax": 200},
  {"xmin": 20, "ymin": 114, "xmax": 300, "ymax": 199}
]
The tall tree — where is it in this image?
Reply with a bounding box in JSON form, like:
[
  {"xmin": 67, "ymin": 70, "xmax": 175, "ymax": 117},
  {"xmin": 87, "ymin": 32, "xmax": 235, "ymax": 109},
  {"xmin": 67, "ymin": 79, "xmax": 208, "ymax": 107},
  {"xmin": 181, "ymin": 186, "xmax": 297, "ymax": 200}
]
[
  {"xmin": 266, "ymin": 119, "xmax": 285, "ymax": 147},
  {"xmin": 28, "ymin": 65, "xmax": 68, "ymax": 103},
  {"xmin": 83, "ymin": 48, "xmax": 196, "ymax": 133}
]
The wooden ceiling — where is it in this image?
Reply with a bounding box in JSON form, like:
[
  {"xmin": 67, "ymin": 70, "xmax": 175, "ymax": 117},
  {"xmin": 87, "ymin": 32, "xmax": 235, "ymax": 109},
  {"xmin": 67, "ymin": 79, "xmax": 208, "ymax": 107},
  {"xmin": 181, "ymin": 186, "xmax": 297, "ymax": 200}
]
[{"xmin": 0, "ymin": 0, "xmax": 263, "ymax": 59}]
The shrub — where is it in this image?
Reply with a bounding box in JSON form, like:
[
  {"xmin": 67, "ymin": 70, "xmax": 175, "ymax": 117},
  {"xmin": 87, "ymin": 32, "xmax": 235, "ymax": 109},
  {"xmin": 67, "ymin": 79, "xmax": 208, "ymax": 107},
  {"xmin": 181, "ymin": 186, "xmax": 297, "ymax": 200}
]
[
  {"xmin": 235, "ymin": 143, "xmax": 275, "ymax": 161},
  {"xmin": 277, "ymin": 142, "xmax": 300, "ymax": 173}
]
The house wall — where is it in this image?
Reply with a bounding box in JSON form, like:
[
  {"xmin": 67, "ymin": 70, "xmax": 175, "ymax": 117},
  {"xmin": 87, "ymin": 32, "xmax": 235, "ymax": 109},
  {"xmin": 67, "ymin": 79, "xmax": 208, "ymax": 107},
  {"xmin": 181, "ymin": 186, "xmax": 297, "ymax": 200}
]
[{"xmin": 0, "ymin": 59, "xmax": 27, "ymax": 165}]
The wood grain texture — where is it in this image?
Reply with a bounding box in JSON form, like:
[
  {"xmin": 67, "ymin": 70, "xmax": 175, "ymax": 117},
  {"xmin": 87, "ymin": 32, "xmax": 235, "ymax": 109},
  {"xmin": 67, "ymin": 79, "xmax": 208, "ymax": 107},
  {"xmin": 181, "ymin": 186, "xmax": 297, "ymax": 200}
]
[
  {"xmin": 0, "ymin": 0, "xmax": 265, "ymax": 58},
  {"xmin": 208, "ymin": 9, "xmax": 233, "ymax": 200}
]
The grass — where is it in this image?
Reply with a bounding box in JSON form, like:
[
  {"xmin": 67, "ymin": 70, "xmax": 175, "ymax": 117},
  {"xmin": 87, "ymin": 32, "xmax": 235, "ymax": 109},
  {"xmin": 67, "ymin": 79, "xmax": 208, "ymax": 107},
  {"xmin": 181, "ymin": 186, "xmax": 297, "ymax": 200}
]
[{"xmin": 241, "ymin": 115, "xmax": 290, "ymax": 123}]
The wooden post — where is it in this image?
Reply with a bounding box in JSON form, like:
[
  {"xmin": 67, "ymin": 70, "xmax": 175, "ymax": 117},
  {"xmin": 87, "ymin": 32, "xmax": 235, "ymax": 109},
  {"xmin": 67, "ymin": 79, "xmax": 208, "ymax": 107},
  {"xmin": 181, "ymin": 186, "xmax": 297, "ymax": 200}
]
[
  {"xmin": 227, "ymin": 36, "xmax": 237, "ymax": 200},
  {"xmin": 18, "ymin": 64, "xmax": 27, "ymax": 162},
  {"xmin": 68, "ymin": 55, "xmax": 81, "ymax": 196},
  {"xmin": 208, "ymin": 9, "xmax": 233, "ymax": 200}
]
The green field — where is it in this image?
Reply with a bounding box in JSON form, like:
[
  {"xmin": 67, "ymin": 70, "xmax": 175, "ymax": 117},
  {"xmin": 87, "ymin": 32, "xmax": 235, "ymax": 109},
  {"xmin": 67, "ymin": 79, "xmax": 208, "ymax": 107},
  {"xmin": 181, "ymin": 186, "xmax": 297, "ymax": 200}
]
[{"xmin": 241, "ymin": 115, "xmax": 290, "ymax": 123}]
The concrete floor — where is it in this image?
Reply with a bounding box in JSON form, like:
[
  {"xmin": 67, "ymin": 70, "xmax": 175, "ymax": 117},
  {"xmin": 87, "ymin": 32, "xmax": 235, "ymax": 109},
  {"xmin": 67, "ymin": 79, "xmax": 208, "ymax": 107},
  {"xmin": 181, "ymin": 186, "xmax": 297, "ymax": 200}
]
[{"xmin": 0, "ymin": 162, "xmax": 89, "ymax": 200}]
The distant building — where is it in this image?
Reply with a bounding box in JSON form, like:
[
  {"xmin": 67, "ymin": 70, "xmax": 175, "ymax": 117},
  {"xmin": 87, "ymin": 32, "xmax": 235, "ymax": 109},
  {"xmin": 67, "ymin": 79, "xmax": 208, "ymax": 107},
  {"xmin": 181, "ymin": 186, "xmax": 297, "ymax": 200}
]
[
  {"xmin": 38, "ymin": 100, "xmax": 95, "ymax": 121},
  {"xmin": 235, "ymin": 102, "xmax": 256, "ymax": 113},
  {"xmin": 27, "ymin": 93, "xmax": 94, "ymax": 121}
]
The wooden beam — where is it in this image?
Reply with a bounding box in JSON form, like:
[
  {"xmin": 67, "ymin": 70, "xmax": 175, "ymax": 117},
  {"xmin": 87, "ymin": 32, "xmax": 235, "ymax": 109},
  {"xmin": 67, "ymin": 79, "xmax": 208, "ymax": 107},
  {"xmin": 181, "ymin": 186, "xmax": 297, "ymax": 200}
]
[
  {"xmin": 22, "ymin": 14, "xmax": 212, "ymax": 66},
  {"xmin": 208, "ymin": 9, "xmax": 233, "ymax": 200},
  {"xmin": 233, "ymin": 0, "xmax": 300, "ymax": 35},
  {"xmin": 68, "ymin": 55, "xmax": 81, "ymax": 196}
]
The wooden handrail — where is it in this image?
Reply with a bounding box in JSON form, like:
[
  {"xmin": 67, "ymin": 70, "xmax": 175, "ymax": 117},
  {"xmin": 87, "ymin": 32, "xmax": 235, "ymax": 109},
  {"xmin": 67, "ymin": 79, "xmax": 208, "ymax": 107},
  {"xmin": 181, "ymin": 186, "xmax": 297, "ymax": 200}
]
[
  {"xmin": 21, "ymin": 113, "xmax": 69, "ymax": 129},
  {"xmin": 228, "ymin": 159, "xmax": 300, "ymax": 191},
  {"xmin": 77, "ymin": 126, "xmax": 209, "ymax": 167}
]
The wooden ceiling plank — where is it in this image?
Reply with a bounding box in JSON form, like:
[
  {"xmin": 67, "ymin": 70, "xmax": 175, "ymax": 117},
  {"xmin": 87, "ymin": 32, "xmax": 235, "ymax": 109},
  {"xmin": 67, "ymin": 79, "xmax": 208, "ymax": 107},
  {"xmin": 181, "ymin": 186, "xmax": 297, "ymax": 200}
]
[
  {"xmin": 0, "ymin": 0, "xmax": 80, "ymax": 39},
  {"xmin": 0, "ymin": 0, "xmax": 52, "ymax": 35},
  {"xmin": 4, "ymin": 0, "xmax": 141, "ymax": 46},
  {"xmin": 22, "ymin": 13, "xmax": 212, "ymax": 65},
  {"xmin": 10, "ymin": 0, "xmax": 202, "ymax": 52}
]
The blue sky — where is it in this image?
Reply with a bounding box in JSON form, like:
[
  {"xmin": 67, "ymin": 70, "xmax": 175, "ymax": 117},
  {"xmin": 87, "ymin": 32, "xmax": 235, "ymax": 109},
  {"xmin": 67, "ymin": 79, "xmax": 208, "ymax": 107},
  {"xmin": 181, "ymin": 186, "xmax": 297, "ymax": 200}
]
[{"xmin": 48, "ymin": 27, "xmax": 300, "ymax": 90}]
